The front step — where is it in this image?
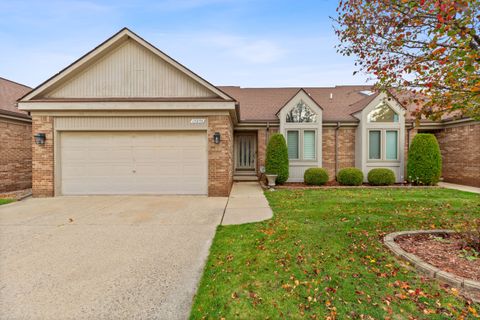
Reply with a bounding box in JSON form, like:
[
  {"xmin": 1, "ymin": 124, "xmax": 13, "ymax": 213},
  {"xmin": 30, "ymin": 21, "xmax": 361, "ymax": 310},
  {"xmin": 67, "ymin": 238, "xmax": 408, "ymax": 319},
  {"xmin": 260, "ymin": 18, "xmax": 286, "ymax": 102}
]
[
  {"xmin": 234, "ymin": 175, "xmax": 259, "ymax": 181},
  {"xmin": 234, "ymin": 170, "xmax": 257, "ymax": 176}
]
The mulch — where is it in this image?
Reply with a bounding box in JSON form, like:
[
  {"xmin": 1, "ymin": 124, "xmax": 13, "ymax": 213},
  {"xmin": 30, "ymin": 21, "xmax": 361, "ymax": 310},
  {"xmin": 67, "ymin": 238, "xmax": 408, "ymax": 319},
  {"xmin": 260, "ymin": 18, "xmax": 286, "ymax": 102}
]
[
  {"xmin": 274, "ymin": 182, "xmax": 434, "ymax": 189},
  {"xmin": 396, "ymin": 233, "xmax": 480, "ymax": 281},
  {"xmin": 0, "ymin": 188, "xmax": 32, "ymax": 200}
]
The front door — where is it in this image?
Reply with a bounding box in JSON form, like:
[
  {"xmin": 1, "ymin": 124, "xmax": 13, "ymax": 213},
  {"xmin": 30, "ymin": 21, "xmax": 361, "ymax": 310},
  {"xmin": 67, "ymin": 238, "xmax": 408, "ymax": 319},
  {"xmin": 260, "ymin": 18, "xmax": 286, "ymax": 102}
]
[{"xmin": 235, "ymin": 133, "xmax": 256, "ymax": 173}]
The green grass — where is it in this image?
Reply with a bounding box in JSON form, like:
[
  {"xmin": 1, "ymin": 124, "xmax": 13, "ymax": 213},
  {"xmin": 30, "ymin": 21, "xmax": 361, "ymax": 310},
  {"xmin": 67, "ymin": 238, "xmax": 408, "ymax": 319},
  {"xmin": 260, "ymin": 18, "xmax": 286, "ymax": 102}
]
[
  {"xmin": 191, "ymin": 188, "xmax": 480, "ymax": 319},
  {"xmin": 0, "ymin": 199, "xmax": 14, "ymax": 205}
]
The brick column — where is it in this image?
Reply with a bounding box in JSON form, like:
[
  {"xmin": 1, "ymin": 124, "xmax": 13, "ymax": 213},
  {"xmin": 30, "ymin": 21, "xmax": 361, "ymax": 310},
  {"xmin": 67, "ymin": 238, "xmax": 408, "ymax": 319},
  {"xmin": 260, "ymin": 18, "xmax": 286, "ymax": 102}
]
[
  {"xmin": 256, "ymin": 128, "xmax": 267, "ymax": 177},
  {"xmin": 337, "ymin": 128, "xmax": 356, "ymax": 170},
  {"xmin": 322, "ymin": 128, "xmax": 336, "ymax": 179},
  {"xmin": 208, "ymin": 115, "xmax": 233, "ymax": 196},
  {"xmin": 32, "ymin": 115, "xmax": 54, "ymax": 197}
]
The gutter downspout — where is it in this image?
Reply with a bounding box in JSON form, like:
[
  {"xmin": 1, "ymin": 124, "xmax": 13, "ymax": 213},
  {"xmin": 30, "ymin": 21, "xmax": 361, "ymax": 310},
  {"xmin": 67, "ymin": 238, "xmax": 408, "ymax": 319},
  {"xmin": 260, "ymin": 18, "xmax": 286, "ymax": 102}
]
[
  {"xmin": 335, "ymin": 122, "xmax": 341, "ymax": 178},
  {"xmin": 407, "ymin": 122, "xmax": 415, "ymax": 152},
  {"xmin": 406, "ymin": 123, "xmax": 416, "ymax": 183},
  {"xmin": 266, "ymin": 121, "xmax": 270, "ymax": 142},
  {"xmin": 261, "ymin": 121, "xmax": 270, "ymax": 179}
]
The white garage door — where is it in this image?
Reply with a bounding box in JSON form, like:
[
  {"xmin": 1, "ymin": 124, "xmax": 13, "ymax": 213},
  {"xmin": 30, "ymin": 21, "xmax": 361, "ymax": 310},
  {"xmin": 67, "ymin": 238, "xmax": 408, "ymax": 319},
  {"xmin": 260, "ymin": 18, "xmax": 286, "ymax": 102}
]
[{"xmin": 60, "ymin": 131, "xmax": 207, "ymax": 195}]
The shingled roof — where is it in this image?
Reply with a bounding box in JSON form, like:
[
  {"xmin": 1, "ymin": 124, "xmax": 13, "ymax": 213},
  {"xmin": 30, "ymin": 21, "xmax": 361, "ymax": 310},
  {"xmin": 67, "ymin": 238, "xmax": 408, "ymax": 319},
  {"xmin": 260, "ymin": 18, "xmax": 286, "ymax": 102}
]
[
  {"xmin": 0, "ymin": 77, "xmax": 31, "ymax": 119},
  {"xmin": 219, "ymin": 85, "xmax": 428, "ymax": 122},
  {"xmin": 219, "ymin": 85, "xmax": 379, "ymax": 122}
]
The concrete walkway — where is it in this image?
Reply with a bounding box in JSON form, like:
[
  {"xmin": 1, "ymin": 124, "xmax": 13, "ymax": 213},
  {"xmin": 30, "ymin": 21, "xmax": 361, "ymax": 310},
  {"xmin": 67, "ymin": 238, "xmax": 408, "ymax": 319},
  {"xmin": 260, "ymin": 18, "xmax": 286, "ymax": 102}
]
[
  {"xmin": 222, "ymin": 182, "xmax": 273, "ymax": 225},
  {"xmin": 438, "ymin": 182, "xmax": 480, "ymax": 194}
]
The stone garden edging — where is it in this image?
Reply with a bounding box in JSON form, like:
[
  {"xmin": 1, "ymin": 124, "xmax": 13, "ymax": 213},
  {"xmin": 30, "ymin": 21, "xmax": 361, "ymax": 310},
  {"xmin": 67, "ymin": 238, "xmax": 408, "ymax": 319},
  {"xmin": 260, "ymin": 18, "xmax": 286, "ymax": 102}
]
[{"xmin": 384, "ymin": 230, "xmax": 480, "ymax": 301}]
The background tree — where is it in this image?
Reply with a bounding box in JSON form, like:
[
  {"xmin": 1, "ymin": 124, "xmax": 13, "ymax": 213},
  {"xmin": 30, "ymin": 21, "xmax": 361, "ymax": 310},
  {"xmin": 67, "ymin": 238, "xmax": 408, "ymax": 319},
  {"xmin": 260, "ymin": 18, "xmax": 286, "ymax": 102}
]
[{"xmin": 334, "ymin": 0, "xmax": 480, "ymax": 120}]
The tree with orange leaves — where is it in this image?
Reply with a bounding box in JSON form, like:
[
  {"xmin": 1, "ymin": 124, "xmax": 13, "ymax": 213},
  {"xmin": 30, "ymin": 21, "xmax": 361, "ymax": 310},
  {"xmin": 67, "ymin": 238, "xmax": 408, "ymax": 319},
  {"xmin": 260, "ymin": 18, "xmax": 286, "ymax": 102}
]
[{"xmin": 334, "ymin": 0, "xmax": 480, "ymax": 120}]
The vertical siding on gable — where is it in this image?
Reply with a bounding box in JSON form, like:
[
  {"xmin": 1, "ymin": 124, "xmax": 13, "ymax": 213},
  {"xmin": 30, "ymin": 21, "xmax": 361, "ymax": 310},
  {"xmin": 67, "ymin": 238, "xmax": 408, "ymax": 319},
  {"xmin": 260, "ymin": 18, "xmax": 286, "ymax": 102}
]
[{"xmin": 44, "ymin": 39, "xmax": 217, "ymax": 98}]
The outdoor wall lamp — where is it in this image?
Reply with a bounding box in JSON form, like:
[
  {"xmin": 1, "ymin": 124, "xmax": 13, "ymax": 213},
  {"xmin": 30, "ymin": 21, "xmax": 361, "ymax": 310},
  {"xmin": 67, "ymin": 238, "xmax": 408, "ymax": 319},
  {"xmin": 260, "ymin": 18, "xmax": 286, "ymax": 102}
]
[
  {"xmin": 213, "ymin": 132, "xmax": 221, "ymax": 144},
  {"xmin": 34, "ymin": 133, "xmax": 46, "ymax": 145}
]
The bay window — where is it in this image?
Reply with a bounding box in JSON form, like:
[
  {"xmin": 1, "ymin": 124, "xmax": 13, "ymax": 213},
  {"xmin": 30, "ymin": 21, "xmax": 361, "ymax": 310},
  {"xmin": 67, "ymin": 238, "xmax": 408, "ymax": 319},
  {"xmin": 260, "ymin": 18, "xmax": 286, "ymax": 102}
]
[{"xmin": 358, "ymin": 95, "xmax": 405, "ymax": 183}]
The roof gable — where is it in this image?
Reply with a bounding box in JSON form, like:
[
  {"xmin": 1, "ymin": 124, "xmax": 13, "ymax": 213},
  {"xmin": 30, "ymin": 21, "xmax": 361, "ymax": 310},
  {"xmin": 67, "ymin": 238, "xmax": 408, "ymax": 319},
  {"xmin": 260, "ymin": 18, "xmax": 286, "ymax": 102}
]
[
  {"xmin": 276, "ymin": 88, "xmax": 323, "ymax": 116},
  {"xmin": 351, "ymin": 92, "xmax": 406, "ymax": 120},
  {"xmin": 21, "ymin": 28, "xmax": 233, "ymax": 101}
]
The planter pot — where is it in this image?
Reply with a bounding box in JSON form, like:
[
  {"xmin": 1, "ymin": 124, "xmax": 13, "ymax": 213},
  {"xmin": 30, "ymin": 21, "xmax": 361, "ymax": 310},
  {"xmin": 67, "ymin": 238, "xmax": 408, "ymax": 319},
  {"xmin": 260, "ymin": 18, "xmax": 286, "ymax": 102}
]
[{"xmin": 266, "ymin": 174, "xmax": 278, "ymax": 187}]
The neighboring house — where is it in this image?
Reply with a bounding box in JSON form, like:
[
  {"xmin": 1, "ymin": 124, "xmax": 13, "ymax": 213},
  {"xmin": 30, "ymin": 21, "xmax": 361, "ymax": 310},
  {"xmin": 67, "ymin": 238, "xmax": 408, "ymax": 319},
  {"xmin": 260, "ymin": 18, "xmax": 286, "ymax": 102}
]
[
  {"xmin": 0, "ymin": 77, "xmax": 32, "ymax": 193},
  {"xmin": 17, "ymin": 28, "xmax": 480, "ymax": 198}
]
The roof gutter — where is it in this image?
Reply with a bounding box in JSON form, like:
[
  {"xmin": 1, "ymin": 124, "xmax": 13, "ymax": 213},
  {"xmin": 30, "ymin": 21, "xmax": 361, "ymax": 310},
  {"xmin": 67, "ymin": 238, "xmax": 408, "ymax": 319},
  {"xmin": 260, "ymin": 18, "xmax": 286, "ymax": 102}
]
[{"xmin": 0, "ymin": 114, "xmax": 32, "ymax": 123}]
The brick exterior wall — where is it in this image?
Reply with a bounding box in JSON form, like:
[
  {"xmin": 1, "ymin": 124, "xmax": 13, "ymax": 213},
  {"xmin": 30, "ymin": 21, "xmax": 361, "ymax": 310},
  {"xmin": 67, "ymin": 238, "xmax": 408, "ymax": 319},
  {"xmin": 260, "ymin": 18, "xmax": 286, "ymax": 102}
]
[
  {"xmin": 208, "ymin": 115, "xmax": 234, "ymax": 196},
  {"xmin": 337, "ymin": 128, "xmax": 356, "ymax": 173},
  {"xmin": 255, "ymin": 127, "xmax": 356, "ymax": 181},
  {"xmin": 404, "ymin": 128, "xmax": 417, "ymax": 180},
  {"xmin": 31, "ymin": 115, "xmax": 54, "ymax": 197},
  {"xmin": 31, "ymin": 114, "xmax": 234, "ymax": 198},
  {"xmin": 434, "ymin": 123, "xmax": 480, "ymax": 187},
  {"xmin": 256, "ymin": 128, "xmax": 267, "ymax": 176},
  {"xmin": 322, "ymin": 128, "xmax": 336, "ymax": 178},
  {"xmin": 0, "ymin": 118, "xmax": 32, "ymax": 192},
  {"xmin": 322, "ymin": 127, "xmax": 356, "ymax": 180}
]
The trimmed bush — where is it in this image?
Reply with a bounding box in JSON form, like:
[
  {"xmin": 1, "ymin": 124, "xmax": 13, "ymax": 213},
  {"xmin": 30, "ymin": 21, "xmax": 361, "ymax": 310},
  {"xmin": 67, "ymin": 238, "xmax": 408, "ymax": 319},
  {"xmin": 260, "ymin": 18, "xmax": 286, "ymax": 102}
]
[
  {"xmin": 367, "ymin": 168, "xmax": 396, "ymax": 186},
  {"xmin": 407, "ymin": 134, "xmax": 442, "ymax": 185},
  {"xmin": 265, "ymin": 133, "xmax": 289, "ymax": 184},
  {"xmin": 337, "ymin": 167, "xmax": 364, "ymax": 186},
  {"xmin": 304, "ymin": 168, "xmax": 329, "ymax": 186}
]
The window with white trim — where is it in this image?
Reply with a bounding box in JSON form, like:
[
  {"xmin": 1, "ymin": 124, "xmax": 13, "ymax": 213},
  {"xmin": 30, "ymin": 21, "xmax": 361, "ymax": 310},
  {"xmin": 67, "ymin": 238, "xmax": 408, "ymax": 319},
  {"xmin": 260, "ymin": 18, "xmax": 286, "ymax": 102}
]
[
  {"xmin": 368, "ymin": 103, "xmax": 399, "ymax": 123},
  {"xmin": 286, "ymin": 101, "xmax": 317, "ymax": 123},
  {"xmin": 287, "ymin": 131, "xmax": 299, "ymax": 159},
  {"xmin": 287, "ymin": 130, "xmax": 316, "ymax": 161},
  {"xmin": 369, "ymin": 130, "xmax": 381, "ymax": 160},
  {"xmin": 368, "ymin": 129, "xmax": 399, "ymax": 161}
]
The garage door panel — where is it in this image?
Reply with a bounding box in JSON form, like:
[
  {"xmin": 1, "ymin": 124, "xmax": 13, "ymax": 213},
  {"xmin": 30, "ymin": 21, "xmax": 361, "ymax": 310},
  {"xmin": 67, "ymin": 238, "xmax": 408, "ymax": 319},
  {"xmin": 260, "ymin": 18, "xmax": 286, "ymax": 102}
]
[
  {"xmin": 182, "ymin": 165, "xmax": 204, "ymax": 176},
  {"xmin": 61, "ymin": 148, "xmax": 88, "ymax": 162},
  {"xmin": 134, "ymin": 164, "xmax": 179, "ymax": 176},
  {"xmin": 60, "ymin": 131, "xmax": 207, "ymax": 195},
  {"xmin": 182, "ymin": 148, "xmax": 206, "ymax": 159},
  {"xmin": 89, "ymin": 150, "xmax": 131, "ymax": 162}
]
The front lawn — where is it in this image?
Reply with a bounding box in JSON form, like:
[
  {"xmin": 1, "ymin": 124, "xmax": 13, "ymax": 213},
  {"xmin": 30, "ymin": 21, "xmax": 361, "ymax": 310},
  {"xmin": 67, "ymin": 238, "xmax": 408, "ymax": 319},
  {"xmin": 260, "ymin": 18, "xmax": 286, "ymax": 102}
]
[
  {"xmin": 191, "ymin": 188, "xmax": 480, "ymax": 319},
  {"xmin": 0, "ymin": 199, "xmax": 14, "ymax": 205}
]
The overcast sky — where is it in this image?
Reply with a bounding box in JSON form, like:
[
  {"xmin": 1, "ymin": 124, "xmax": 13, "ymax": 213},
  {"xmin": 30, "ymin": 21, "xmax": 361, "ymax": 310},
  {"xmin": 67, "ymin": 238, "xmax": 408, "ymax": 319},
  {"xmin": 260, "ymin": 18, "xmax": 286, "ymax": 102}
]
[{"xmin": 0, "ymin": 0, "xmax": 373, "ymax": 88}]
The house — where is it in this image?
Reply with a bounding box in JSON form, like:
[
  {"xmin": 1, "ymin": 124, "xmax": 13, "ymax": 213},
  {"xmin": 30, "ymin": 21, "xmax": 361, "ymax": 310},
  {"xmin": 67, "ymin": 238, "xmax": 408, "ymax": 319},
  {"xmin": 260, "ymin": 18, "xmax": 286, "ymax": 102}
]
[
  {"xmin": 0, "ymin": 77, "xmax": 32, "ymax": 193},
  {"xmin": 18, "ymin": 28, "xmax": 480, "ymax": 197}
]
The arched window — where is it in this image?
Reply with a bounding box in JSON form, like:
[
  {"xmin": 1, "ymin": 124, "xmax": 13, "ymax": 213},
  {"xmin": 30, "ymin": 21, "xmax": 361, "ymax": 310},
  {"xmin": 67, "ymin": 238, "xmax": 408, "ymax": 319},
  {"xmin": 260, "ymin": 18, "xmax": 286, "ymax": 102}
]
[
  {"xmin": 368, "ymin": 103, "xmax": 399, "ymax": 123},
  {"xmin": 286, "ymin": 101, "xmax": 317, "ymax": 123}
]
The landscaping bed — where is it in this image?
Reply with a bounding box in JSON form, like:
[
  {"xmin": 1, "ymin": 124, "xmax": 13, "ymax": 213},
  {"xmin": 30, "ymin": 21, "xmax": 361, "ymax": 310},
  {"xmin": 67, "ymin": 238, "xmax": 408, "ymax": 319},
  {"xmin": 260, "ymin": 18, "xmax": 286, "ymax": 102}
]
[
  {"xmin": 0, "ymin": 188, "xmax": 31, "ymax": 200},
  {"xmin": 396, "ymin": 233, "xmax": 480, "ymax": 281},
  {"xmin": 275, "ymin": 181, "xmax": 420, "ymax": 189}
]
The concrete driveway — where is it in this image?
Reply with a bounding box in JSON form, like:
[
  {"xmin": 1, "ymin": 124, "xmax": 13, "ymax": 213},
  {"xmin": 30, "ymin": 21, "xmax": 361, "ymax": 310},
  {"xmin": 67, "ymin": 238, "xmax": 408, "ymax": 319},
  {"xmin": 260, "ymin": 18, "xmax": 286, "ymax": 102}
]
[{"xmin": 0, "ymin": 196, "xmax": 227, "ymax": 320}]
